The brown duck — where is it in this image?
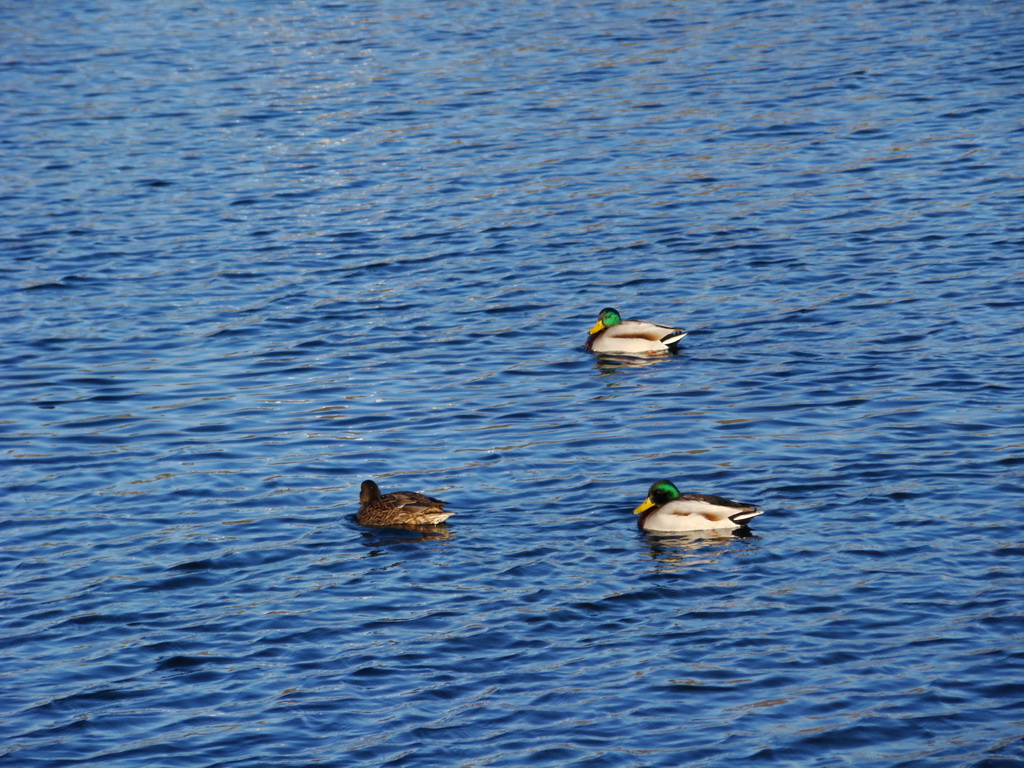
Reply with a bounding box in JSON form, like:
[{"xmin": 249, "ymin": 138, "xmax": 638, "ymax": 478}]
[{"xmin": 357, "ymin": 480, "xmax": 453, "ymax": 526}]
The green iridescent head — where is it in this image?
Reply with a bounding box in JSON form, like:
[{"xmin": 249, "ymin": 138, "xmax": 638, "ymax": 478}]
[
  {"xmin": 589, "ymin": 307, "xmax": 622, "ymax": 334},
  {"xmin": 634, "ymin": 479, "xmax": 680, "ymax": 514}
]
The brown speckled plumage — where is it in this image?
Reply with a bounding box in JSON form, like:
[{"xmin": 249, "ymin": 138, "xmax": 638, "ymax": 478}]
[{"xmin": 357, "ymin": 479, "xmax": 453, "ymax": 526}]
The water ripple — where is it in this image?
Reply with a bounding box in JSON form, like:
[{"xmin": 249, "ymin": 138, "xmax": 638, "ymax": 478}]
[{"xmin": 3, "ymin": 0, "xmax": 1023, "ymax": 766}]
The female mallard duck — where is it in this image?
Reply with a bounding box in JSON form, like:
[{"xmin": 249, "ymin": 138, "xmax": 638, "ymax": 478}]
[
  {"xmin": 634, "ymin": 479, "xmax": 763, "ymax": 532},
  {"xmin": 357, "ymin": 480, "xmax": 453, "ymax": 526},
  {"xmin": 586, "ymin": 307, "xmax": 686, "ymax": 355}
]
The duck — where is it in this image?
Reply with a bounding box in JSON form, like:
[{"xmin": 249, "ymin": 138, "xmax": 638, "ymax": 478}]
[
  {"xmin": 585, "ymin": 307, "xmax": 686, "ymax": 355},
  {"xmin": 357, "ymin": 479, "xmax": 453, "ymax": 526},
  {"xmin": 633, "ymin": 479, "xmax": 763, "ymax": 532}
]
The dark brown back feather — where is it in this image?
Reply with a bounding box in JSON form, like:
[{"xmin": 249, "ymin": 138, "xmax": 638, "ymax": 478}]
[{"xmin": 357, "ymin": 479, "xmax": 451, "ymax": 526}]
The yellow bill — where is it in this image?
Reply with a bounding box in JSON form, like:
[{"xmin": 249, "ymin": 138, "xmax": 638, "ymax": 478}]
[{"xmin": 633, "ymin": 497, "xmax": 655, "ymax": 515}]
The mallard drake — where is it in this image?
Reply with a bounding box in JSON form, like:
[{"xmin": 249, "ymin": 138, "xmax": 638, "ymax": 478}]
[
  {"xmin": 357, "ymin": 480, "xmax": 453, "ymax": 526},
  {"xmin": 633, "ymin": 479, "xmax": 763, "ymax": 532},
  {"xmin": 585, "ymin": 307, "xmax": 686, "ymax": 355}
]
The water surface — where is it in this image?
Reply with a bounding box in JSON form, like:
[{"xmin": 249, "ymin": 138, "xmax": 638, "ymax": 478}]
[{"xmin": 2, "ymin": 1, "xmax": 1023, "ymax": 766}]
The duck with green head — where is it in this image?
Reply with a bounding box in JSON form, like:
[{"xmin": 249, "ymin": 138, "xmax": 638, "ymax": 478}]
[
  {"xmin": 586, "ymin": 307, "xmax": 686, "ymax": 355},
  {"xmin": 357, "ymin": 480, "xmax": 453, "ymax": 527},
  {"xmin": 634, "ymin": 479, "xmax": 763, "ymax": 532}
]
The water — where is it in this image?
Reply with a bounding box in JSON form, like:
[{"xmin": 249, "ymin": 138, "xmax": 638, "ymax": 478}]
[{"xmin": 2, "ymin": 1, "xmax": 1023, "ymax": 765}]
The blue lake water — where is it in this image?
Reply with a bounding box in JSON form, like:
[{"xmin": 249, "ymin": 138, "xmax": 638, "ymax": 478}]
[{"xmin": 2, "ymin": 1, "xmax": 1023, "ymax": 765}]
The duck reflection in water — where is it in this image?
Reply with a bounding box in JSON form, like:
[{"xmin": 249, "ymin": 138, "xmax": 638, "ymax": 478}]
[
  {"xmin": 641, "ymin": 528, "xmax": 759, "ymax": 572},
  {"xmin": 359, "ymin": 524, "xmax": 454, "ymax": 548},
  {"xmin": 593, "ymin": 352, "xmax": 672, "ymax": 375}
]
